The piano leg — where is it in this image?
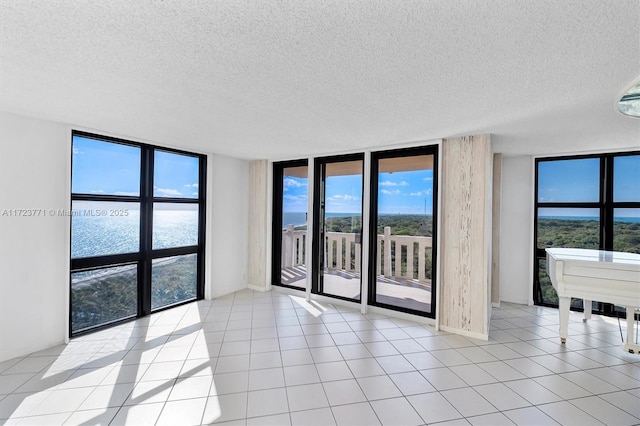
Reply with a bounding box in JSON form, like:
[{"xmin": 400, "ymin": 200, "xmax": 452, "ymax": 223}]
[
  {"xmin": 623, "ymin": 307, "xmax": 639, "ymax": 354},
  {"xmin": 583, "ymin": 299, "xmax": 592, "ymax": 323},
  {"xmin": 558, "ymin": 296, "xmax": 570, "ymax": 344}
]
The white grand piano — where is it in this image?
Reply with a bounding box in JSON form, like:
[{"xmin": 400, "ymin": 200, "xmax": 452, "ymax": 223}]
[{"xmin": 546, "ymin": 248, "xmax": 640, "ymax": 353}]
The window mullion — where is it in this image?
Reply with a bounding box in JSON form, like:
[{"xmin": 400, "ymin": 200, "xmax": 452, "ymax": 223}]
[
  {"xmin": 140, "ymin": 147, "xmax": 154, "ymax": 316},
  {"xmin": 603, "ymin": 155, "xmax": 615, "ymax": 251}
]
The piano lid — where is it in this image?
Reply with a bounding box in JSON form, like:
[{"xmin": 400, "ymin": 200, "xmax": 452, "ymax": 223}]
[{"xmin": 546, "ymin": 248, "xmax": 640, "ymax": 266}]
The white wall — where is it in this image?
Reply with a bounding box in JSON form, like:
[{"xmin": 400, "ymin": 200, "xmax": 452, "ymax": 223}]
[
  {"xmin": 498, "ymin": 155, "xmax": 533, "ymax": 305},
  {"xmin": 208, "ymin": 154, "xmax": 249, "ymax": 298},
  {"xmin": 0, "ymin": 111, "xmax": 70, "ymax": 362},
  {"xmin": 0, "ymin": 111, "xmax": 251, "ymax": 362}
]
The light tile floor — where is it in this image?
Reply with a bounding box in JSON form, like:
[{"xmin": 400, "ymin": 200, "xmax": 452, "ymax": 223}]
[{"xmin": 0, "ymin": 289, "xmax": 639, "ymax": 425}]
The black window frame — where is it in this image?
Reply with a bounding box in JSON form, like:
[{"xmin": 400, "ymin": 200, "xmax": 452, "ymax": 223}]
[
  {"xmin": 271, "ymin": 158, "xmax": 309, "ymax": 291},
  {"xmin": 311, "ymin": 153, "xmax": 365, "ymax": 303},
  {"xmin": 368, "ymin": 145, "xmax": 439, "ymax": 318},
  {"xmin": 533, "ymin": 150, "xmax": 640, "ymax": 315},
  {"xmin": 70, "ymin": 130, "xmax": 207, "ymax": 337}
]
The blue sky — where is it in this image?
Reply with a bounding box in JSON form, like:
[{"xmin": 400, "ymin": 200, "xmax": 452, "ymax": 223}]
[
  {"xmin": 538, "ymin": 158, "xmax": 600, "ymax": 203},
  {"xmin": 538, "ymin": 156, "xmax": 639, "ymax": 218},
  {"xmin": 377, "ymin": 169, "xmax": 434, "ymax": 214},
  {"xmin": 283, "ymin": 169, "xmax": 434, "ymax": 215},
  {"xmin": 72, "ymin": 136, "xmax": 199, "ymax": 198}
]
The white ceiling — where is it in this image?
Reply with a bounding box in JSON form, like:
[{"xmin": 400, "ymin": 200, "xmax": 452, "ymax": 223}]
[{"xmin": 1, "ymin": 0, "xmax": 638, "ymax": 160}]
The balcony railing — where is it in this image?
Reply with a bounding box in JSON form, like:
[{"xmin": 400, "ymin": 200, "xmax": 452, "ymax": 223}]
[{"xmin": 281, "ymin": 225, "xmax": 432, "ymax": 283}]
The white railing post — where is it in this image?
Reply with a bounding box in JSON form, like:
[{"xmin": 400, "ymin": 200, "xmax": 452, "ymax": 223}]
[
  {"xmin": 324, "ymin": 233, "xmax": 330, "ymax": 270},
  {"xmin": 406, "ymin": 238, "xmax": 414, "ymax": 279},
  {"xmin": 418, "ymin": 241, "xmax": 426, "ymax": 281},
  {"xmin": 384, "ymin": 226, "xmax": 391, "ymax": 278},
  {"xmin": 394, "ymin": 236, "xmax": 402, "ymax": 279},
  {"xmin": 376, "ymin": 236, "xmax": 382, "ymax": 276},
  {"xmin": 283, "ymin": 224, "xmax": 294, "ymax": 268}
]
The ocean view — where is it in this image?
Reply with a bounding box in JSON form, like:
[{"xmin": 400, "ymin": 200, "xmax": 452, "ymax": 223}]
[{"xmin": 71, "ymin": 201, "xmax": 198, "ymax": 258}]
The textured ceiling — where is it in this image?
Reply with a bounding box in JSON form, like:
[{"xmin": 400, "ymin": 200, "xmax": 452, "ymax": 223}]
[{"xmin": 1, "ymin": 0, "xmax": 638, "ymax": 159}]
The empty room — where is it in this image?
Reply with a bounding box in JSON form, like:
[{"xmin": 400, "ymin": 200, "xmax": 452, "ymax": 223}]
[{"xmin": 0, "ymin": 1, "xmax": 639, "ymax": 425}]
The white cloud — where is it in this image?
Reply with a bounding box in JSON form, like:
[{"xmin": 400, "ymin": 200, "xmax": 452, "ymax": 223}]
[
  {"xmin": 72, "ymin": 147, "xmax": 79, "ymax": 154},
  {"xmin": 155, "ymin": 187, "xmax": 182, "ymax": 197},
  {"xmin": 90, "ymin": 189, "xmax": 105, "ymax": 194},
  {"xmin": 192, "ymin": 192, "xmax": 198, "ymax": 196},
  {"xmin": 380, "ymin": 180, "xmax": 408, "ymax": 187},
  {"xmin": 409, "ymin": 189, "xmax": 433, "ymax": 196},
  {"xmin": 184, "ymin": 183, "xmax": 199, "ymax": 188},
  {"xmin": 380, "ymin": 189, "xmax": 401, "ymax": 195},
  {"xmin": 330, "ymin": 194, "xmax": 359, "ymax": 201},
  {"xmin": 284, "ymin": 178, "xmax": 304, "ymax": 190},
  {"xmin": 114, "ymin": 191, "xmax": 138, "ymax": 196},
  {"xmin": 423, "ymin": 177, "xmax": 433, "ymax": 181}
]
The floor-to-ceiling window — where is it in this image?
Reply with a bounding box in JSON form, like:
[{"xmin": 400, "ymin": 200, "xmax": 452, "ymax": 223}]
[
  {"xmin": 369, "ymin": 146, "xmax": 438, "ymax": 317},
  {"xmin": 272, "ymin": 160, "xmax": 309, "ymax": 290},
  {"xmin": 312, "ymin": 154, "xmax": 364, "ymax": 302},
  {"xmin": 534, "ymin": 151, "xmax": 640, "ymax": 314},
  {"xmin": 70, "ymin": 131, "xmax": 206, "ymax": 336},
  {"xmin": 272, "ymin": 145, "xmax": 440, "ymax": 318}
]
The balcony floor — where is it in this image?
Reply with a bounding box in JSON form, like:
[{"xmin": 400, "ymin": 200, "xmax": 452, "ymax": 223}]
[{"xmin": 281, "ymin": 266, "xmax": 431, "ymax": 313}]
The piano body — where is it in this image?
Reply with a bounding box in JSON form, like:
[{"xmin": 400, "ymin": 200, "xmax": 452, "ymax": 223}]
[{"xmin": 546, "ymin": 248, "xmax": 640, "ymax": 353}]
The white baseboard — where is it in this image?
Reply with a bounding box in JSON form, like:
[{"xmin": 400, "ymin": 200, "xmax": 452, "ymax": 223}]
[
  {"xmin": 439, "ymin": 325, "xmax": 489, "ymax": 341},
  {"xmin": 248, "ymin": 284, "xmax": 269, "ymax": 292}
]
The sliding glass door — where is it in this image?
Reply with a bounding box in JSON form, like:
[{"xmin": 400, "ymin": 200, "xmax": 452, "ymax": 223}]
[
  {"xmin": 312, "ymin": 154, "xmax": 364, "ymax": 302},
  {"xmin": 369, "ymin": 147, "xmax": 438, "ymax": 317},
  {"xmin": 273, "ymin": 146, "xmax": 440, "ymax": 318},
  {"xmin": 272, "ymin": 160, "xmax": 309, "ymax": 290}
]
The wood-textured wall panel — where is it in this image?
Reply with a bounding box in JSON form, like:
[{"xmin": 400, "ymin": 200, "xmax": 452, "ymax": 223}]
[
  {"xmin": 491, "ymin": 153, "xmax": 502, "ymax": 305},
  {"xmin": 247, "ymin": 160, "xmax": 268, "ymax": 289},
  {"xmin": 440, "ymin": 134, "xmax": 491, "ymax": 338}
]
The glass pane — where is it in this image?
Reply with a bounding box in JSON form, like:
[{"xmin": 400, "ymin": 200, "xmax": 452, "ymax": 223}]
[
  {"xmin": 320, "ymin": 160, "xmax": 363, "ymax": 301},
  {"xmin": 280, "ymin": 165, "xmax": 308, "ymax": 289},
  {"xmin": 72, "ymin": 136, "xmax": 140, "ymax": 196},
  {"xmin": 71, "ymin": 200, "xmax": 140, "ymax": 259},
  {"xmin": 537, "ymin": 208, "xmax": 599, "ymax": 250},
  {"xmin": 373, "ymin": 154, "xmax": 434, "ymax": 314},
  {"xmin": 153, "ymin": 203, "xmax": 199, "ymax": 249},
  {"xmin": 537, "ymin": 258, "xmax": 556, "ymax": 305},
  {"xmin": 614, "ymin": 208, "xmax": 640, "ymax": 254},
  {"xmin": 154, "ymin": 151, "xmax": 199, "ymax": 198},
  {"xmin": 537, "ymin": 158, "xmax": 600, "ymax": 202},
  {"xmin": 71, "ymin": 264, "xmax": 137, "ymax": 333},
  {"xmin": 538, "ymin": 258, "xmax": 583, "ymax": 309},
  {"xmin": 614, "ymin": 155, "xmax": 640, "ymax": 202},
  {"xmin": 152, "ymin": 254, "xmax": 197, "ymax": 310}
]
